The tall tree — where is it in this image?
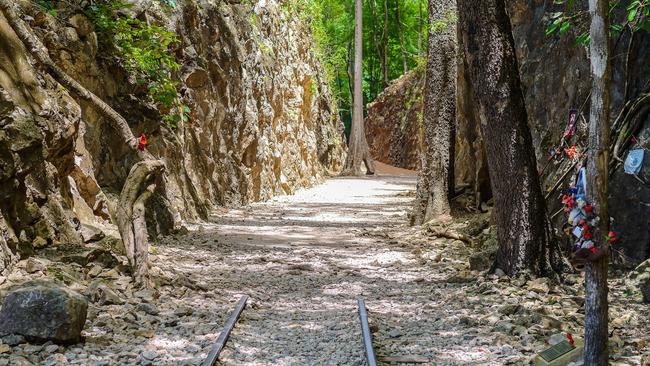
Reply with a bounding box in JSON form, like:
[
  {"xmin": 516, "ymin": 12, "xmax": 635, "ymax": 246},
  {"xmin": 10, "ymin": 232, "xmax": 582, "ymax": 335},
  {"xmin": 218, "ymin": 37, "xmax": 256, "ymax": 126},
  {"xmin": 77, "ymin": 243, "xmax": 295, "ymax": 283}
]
[
  {"xmin": 418, "ymin": 0, "xmax": 423, "ymax": 54},
  {"xmin": 458, "ymin": 0, "xmax": 552, "ymax": 275},
  {"xmin": 382, "ymin": 0, "xmax": 389, "ymax": 86},
  {"xmin": 584, "ymin": 0, "xmax": 611, "ymax": 362},
  {"xmin": 342, "ymin": 0, "xmax": 375, "ymax": 176},
  {"xmin": 395, "ymin": 0, "xmax": 409, "ymax": 73},
  {"xmin": 411, "ymin": 0, "xmax": 456, "ymax": 224}
]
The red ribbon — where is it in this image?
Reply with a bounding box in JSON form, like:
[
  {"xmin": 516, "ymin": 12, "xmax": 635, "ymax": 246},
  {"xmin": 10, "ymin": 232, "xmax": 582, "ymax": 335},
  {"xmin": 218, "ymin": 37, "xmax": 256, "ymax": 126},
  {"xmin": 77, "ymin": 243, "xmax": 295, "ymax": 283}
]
[{"xmin": 138, "ymin": 133, "xmax": 147, "ymax": 151}]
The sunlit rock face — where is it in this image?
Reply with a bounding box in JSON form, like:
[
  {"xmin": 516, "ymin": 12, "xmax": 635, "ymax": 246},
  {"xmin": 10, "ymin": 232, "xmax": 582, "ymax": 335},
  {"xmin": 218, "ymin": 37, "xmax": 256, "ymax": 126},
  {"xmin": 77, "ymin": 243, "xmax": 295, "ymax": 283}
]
[
  {"xmin": 0, "ymin": 0, "xmax": 345, "ymax": 253},
  {"xmin": 365, "ymin": 71, "xmax": 424, "ymax": 171},
  {"xmin": 364, "ymin": 69, "xmax": 490, "ymax": 201}
]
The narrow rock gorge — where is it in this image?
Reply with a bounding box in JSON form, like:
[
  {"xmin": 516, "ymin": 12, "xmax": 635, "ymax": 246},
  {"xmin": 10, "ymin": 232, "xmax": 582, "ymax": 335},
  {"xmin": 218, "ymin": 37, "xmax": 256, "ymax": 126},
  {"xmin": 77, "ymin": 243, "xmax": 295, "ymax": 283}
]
[{"xmin": 0, "ymin": 0, "xmax": 346, "ymax": 269}]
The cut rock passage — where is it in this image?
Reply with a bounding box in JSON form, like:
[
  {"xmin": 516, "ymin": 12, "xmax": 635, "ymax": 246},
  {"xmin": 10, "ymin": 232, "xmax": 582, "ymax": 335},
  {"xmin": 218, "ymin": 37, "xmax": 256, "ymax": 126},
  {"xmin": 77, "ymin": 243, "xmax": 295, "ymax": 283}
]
[{"xmin": 3, "ymin": 174, "xmax": 648, "ymax": 365}]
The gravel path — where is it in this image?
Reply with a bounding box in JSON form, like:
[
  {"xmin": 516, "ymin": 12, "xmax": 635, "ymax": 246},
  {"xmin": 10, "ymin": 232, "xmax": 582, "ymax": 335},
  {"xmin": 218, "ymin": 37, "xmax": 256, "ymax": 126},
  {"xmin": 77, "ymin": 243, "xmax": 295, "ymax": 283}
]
[
  {"xmin": 5, "ymin": 173, "xmax": 648, "ymax": 365},
  {"xmin": 151, "ymin": 174, "xmax": 648, "ymax": 366},
  {"xmin": 157, "ymin": 175, "xmax": 424, "ymax": 366}
]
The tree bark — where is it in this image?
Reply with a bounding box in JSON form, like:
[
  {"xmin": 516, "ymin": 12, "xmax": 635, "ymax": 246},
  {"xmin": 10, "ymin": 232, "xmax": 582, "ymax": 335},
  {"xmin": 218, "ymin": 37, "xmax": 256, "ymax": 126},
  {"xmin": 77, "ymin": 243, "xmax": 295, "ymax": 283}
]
[
  {"xmin": 382, "ymin": 0, "xmax": 389, "ymax": 86},
  {"xmin": 458, "ymin": 0, "xmax": 552, "ymax": 276},
  {"xmin": 396, "ymin": 0, "xmax": 409, "ymax": 73},
  {"xmin": 342, "ymin": 0, "xmax": 375, "ymax": 176},
  {"xmin": 584, "ymin": 0, "xmax": 611, "ymax": 362},
  {"xmin": 116, "ymin": 161, "xmax": 165, "ymax": 288},
  {"xmin": 412, "ymin": 0, "xmax": 456, "ymax": 224}
]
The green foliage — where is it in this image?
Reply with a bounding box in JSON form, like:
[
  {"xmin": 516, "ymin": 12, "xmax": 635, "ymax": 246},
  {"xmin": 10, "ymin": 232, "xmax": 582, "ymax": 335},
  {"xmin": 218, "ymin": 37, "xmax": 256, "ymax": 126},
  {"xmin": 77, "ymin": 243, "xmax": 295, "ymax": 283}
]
[
  {"xmin": 35, "ymin": 0, "xmax": 186, "ymax": 129},
  {"xmin": 36, "ymin": 0, "xmax": 58, "ymax": 17},
  {"xmin": 279, "ymin": 0, "xmax": 426, "ymax": 129},
  {"xmin": 545, "ymin": 0, "xmax": 650, "ymax": 45}
]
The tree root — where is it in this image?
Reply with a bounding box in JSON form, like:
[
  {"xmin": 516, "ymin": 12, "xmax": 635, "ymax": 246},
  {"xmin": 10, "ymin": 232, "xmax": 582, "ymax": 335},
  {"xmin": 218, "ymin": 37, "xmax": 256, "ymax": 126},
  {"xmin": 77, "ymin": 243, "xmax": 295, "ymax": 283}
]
[
  {"xmin": 117, "ymin": 161, "xmax": 165, "ymax": 288},
  {"xmin": 423, "ymin": 221, "xmax": 474, "ymax": 245}
]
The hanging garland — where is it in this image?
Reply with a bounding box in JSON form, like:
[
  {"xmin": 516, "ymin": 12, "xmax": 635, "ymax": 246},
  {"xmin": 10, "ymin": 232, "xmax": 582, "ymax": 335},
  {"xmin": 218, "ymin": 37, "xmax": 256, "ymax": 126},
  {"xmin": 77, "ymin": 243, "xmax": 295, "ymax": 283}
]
[{"xmin": 552, "ymin": 110, "xmax": 620, "ymax": 269}]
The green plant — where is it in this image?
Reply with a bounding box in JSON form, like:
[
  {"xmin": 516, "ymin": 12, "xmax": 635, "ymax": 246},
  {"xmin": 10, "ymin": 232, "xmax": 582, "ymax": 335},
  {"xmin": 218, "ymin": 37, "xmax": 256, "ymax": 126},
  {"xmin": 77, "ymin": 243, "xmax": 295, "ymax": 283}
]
[
  {"xmin": 85, "ymin": 0, "xmax": 186, "ymax": 129},
  {"xmin": 545, "ymin": 0, "xmax": 650, "ymax": 44},
  {"xmin": 431, "ymin": 11, "xmax": 457, "ymax": 33},
  {"xmin": 35, "ymin": 0, "xmax": 58, "ymax": 16},
  {"xmin": 309, "ymin": 78, "xmax": 318, "ymax": 96},
  {"xmin": 35, "ymin": 0, "xmax": 186, "ymax": 128}
]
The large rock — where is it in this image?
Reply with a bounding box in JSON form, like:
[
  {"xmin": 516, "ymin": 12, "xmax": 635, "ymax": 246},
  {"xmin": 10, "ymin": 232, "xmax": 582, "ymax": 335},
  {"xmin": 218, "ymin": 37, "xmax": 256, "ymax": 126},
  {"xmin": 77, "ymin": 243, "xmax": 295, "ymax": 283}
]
[
  {"xmin": 0, "ymin": 281, "xmax": 87, "ymax": 344},
  {"xmin": 365, "ymin": 71, "xmax": 424, "ymax": 170}
]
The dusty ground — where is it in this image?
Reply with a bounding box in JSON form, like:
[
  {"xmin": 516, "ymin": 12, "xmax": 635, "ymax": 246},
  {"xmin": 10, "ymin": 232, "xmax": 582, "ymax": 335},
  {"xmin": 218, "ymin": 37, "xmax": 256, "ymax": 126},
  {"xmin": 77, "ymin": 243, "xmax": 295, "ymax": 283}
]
[{"xmin": 1, "ymin": 173, "xmax": 649, "ymax": 365}]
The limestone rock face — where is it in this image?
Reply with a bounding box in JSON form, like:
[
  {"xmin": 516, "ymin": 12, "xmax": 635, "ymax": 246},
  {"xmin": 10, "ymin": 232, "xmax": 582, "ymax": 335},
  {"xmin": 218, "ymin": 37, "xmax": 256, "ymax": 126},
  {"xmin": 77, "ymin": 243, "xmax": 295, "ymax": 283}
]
[
  {"xmin": 0, "ymin": 281, "xmax": 88, "ymax": 344},
  {"xmin": 0, "ymin": 0, "xmax": 346, "ymax": 258},
  {"xmin": 365, "ymin": 71, "xmax": 424, "ymax": 170},
  {"xmin": 364, "ymin": 69, "xmax": 490, "ymax": 203}
]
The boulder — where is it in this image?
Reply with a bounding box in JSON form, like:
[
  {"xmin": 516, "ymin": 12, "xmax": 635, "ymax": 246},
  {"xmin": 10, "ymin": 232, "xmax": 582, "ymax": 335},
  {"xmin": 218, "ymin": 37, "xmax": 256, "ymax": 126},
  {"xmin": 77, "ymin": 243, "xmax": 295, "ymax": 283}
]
[{"xmin": 0, "ymin": 281, "xmax": 87, "ymax": 344}]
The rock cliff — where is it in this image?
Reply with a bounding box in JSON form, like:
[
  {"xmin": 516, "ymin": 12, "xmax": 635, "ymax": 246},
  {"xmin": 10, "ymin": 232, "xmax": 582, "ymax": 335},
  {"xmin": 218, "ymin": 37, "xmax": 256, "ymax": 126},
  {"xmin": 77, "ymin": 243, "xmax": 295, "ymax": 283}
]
[
  {"xmin": 365, "ymin": 71, "xmax": 424, "ymax": 171},
  {"xmin": 0, "ymin": 0, "xmax": 346, "ymax": 266}
]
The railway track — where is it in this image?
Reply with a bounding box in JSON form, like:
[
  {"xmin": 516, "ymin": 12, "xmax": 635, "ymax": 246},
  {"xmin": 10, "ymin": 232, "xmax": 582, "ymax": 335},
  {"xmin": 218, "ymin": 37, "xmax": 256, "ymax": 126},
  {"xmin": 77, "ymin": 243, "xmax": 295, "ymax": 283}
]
[
  {"xmin": 202, "ymin": 295, "xmax": 249, "ymax": 366},
  {"xmin": 201, "ymin": 296, "xmax": 411, "ymax": 366}
]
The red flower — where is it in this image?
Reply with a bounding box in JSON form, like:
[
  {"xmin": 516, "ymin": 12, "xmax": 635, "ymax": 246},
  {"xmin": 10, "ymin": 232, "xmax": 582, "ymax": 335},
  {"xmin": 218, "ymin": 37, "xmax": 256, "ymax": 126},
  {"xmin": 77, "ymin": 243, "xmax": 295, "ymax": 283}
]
[
  {"xmin": 584, "ymin": 205, "xmax": 593, "ymax": 212},
  {"xmin": 562, "ymin": 194, "xmax": 575, "ymax": 209},
  {"xmin": 583, "ymin": 231, "xmax": 592, "ymax": 240},
  {"xmin": 589, "ymin": 247, "xmax": 598, "ymax": 253},
  {"xmin": 607, "ymin": 231, "xmax": 618, "ymax": 244},
  {"xmin": 138, "ymin": 133, "xmax": 147, "ymax": 151},
  {"xmin": 564, "ymin": 146, "xmax": 578, "ymax": 159}
]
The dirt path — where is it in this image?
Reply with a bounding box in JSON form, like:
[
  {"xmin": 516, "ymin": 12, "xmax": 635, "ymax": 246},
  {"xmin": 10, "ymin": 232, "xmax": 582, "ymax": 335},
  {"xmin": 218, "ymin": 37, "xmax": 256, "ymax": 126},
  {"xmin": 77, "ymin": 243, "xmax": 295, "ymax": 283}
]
[
  {"xmin": 149, "ymin": 173, "xmax": 647, "ymax": 366},
  {"xmin": 157, "ymin": 174, "xmax": 426, "ymax": 365},
  {"xmin": 5, "ymin": 173, "xmax": 647, "ymax": 366}
]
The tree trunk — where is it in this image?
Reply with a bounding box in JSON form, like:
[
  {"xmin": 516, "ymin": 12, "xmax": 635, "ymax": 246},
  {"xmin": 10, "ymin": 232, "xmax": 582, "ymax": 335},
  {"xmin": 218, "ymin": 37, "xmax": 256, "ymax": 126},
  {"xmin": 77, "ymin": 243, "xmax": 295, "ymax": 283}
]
[
  {"xmin": 342, "ymin": 0, "xmax": 375, "ymax": 176},
  {"xmin": 396, "ymin": 0, "xmax": 409, "ymax": 73},
  {"xmin": 116, "ymin": 161, "xmax": 165, "ymax": 288},
  {"xmin": 369, "ymin": 0, "xmax": 380, "ymax": 99},
  {"xmin": 0, "ymin": 0, "xmax": 168, "ymax": 286},
  {"xmin": 584, "ymin": 0, "xmax": 611, "ymax": 362},
  {"xmin": 382, "ymin": 0, "xmax": 389, "ymax": 86},
  {"xmin": 347, "ymin": 41, "xmax": 355, "ymax": 107},
  {"xmin": 412, "ymin": 0, "xmax": 456, "ymax": 224},
  {"xmin": 458, "ymin": 0, "xmax": 552, "ymax": 276},
  {"xmin": 418, "ymin": 0, "xmax": 423, "ymax": 54}
]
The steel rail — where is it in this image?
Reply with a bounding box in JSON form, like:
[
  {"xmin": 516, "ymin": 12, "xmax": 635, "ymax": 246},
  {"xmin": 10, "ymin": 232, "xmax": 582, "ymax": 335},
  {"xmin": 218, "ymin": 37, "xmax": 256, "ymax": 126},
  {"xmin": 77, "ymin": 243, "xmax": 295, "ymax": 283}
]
[
  {"xmin": 357, "ymin": 298, "xmax": 378, "ymax": 366},
  {"xmin": 202, "ymin": 295, "xmax": 249, "ymax": 366}
]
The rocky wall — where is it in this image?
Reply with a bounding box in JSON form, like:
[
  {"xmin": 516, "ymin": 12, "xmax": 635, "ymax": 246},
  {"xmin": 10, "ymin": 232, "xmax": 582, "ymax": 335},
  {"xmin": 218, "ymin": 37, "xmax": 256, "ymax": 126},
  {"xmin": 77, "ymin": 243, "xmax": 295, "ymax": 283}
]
[
  {"xmin": 365, "ymin": 71, "xmax": 424, "ymax": 171},
  {"xmin": 0, "ymin": 0, "xmax": 346, "ymax": 258}
]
